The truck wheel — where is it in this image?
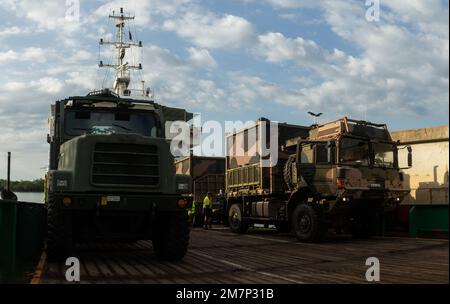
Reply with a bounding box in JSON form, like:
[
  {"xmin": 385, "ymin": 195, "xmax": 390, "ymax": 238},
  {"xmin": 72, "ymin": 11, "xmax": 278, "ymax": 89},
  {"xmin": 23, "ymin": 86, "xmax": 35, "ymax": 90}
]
[
  {"xmin": 153, "ymin": 211, "xmax": 190, "ymax": 261},
  {"xmin": 46, "ymin": 198, "xmax": 72, "ymax": 261},
  {"xmin": 228, "ymin": 204, "xmax": 248, "ymax": 234},
  {"xmin": 291, "ymin": 204, "xmax": 325, "ymax": 242},
  {"xmin": 275, "ymin": 222, "xmax": 291, "ymax": 233},
  {"xmin": 283, "ymin": 155, "xmax": 296, "ymax": 190}
]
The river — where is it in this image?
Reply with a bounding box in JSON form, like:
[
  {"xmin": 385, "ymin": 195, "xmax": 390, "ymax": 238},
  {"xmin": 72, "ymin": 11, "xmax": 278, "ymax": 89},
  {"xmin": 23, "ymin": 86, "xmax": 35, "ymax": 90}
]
[{"xmin": 15, "ymin": 192, "xmax": 45, "ymax": 203}]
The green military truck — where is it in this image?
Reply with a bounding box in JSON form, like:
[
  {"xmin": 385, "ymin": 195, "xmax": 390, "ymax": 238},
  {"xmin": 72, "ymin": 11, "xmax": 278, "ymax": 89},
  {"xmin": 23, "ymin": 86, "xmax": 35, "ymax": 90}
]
[
  {"xmin": 226, "ymin": 117, "xmax": 412, "ymax": 241},
  {"xmin": 45, "ymin": 89, "xmax": 193, "ymax": 260}
]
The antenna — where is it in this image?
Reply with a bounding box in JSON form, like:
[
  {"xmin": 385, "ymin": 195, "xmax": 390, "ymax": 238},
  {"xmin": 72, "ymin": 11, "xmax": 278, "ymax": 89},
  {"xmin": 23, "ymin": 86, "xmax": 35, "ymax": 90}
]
[{"xmin": 98, "ymin": 7, "xmax": 143, "ymax": 97}]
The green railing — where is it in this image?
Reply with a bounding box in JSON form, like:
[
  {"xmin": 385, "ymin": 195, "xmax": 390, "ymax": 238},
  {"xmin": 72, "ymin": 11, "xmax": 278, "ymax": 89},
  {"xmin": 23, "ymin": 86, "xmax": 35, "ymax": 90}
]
[
  {"xmin": 0, "ymin": 199, "xmax": 46, "ymax": 283},
  {"xmin": 409, "ymin": 205, "xmax": 449, "ymax": 238}
]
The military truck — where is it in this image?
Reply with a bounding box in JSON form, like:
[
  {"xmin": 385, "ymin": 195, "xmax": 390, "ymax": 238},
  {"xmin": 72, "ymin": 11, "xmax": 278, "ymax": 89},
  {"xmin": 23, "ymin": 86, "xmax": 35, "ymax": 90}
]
[
  {"xmin": 225, "ymin": 117, "xmax": 412, "ymax": 241},
  {"xmin": 44, "ymin": 8, "xmax": 193, "ymax": 260},
  {"xmin": 45, "ymin": 89, "xmax": 193, "ymax": 259}
]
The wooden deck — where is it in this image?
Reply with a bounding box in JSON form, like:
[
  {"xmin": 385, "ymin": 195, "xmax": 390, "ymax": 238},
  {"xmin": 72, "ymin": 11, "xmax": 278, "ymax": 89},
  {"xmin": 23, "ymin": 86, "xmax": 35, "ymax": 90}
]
[{"xmin": 37, "ymin": 227, "xmax": 449, "ymax": 284}]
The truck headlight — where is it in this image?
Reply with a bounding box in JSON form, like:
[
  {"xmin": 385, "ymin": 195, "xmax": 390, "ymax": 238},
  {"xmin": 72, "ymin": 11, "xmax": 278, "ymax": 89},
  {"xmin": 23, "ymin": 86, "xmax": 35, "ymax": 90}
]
[{"xmin": 177, "ymin": 198, "xmax": 188, "ymax": 208}]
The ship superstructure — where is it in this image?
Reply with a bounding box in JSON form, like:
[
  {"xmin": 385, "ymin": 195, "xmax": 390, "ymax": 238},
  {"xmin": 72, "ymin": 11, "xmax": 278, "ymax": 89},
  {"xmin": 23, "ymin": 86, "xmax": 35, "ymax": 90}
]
[{"xmin": 99, "ymin": 7, "xmax": 150, "ymax": 98}]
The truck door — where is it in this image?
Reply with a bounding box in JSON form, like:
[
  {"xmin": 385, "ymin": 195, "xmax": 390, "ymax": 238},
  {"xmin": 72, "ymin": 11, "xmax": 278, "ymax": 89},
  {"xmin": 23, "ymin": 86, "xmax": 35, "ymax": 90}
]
[
  {"xmin": 314, "ymin": 142, "xmax": 335, "ymax": 196},
  {"xmin": 298, "ymin": 144, "xmax": 315, "ymax": 186}
]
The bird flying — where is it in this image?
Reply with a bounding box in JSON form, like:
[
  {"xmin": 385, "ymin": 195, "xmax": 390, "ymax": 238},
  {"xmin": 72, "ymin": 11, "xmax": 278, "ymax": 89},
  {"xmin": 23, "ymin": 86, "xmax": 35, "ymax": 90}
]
[{"xmin": 307, "ymin": 112, "xmax": 323, "ymax": 117}]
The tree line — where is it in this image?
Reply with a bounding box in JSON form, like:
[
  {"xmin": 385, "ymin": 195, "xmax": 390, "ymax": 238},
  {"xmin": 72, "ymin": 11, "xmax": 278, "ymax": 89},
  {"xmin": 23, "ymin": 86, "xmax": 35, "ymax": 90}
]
[{"xmin": 0, "ymin": 178, "xmax": 44, "ymax": 192}]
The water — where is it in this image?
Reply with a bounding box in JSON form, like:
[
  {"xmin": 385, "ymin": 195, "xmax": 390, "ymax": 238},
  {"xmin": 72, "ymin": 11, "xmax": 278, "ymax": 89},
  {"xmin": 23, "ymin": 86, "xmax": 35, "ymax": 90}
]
[{"xmin": 15, "ymin": 192, "xmax": 45, "ymax": 203}]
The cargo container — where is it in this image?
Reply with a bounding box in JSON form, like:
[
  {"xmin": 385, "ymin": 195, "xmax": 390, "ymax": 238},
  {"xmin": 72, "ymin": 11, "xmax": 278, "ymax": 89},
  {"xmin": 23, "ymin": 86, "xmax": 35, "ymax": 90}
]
[{"xmin": 226, "ymin": 118, "xmax": 309, "ymax": 196}]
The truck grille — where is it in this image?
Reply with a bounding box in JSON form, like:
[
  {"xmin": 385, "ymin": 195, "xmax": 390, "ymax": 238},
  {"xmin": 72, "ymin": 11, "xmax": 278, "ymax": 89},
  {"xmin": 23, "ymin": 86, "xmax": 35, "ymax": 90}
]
[{"xmin": 92, "ymin": 143, "xmax": 159, "ymax": 187}]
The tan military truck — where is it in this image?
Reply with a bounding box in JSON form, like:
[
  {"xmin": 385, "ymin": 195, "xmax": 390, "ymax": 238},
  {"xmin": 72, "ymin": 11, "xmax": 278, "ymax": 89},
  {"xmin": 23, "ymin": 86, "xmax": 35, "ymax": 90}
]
[{"xmin": 225, "ymin": 117, "xmax": 412, "ymax": 241}]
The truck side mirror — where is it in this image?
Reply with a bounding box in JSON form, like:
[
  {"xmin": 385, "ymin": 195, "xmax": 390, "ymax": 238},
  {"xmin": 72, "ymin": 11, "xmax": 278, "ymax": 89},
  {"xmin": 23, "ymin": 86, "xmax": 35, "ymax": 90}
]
[
  {"xmin": 326, "ymin": 141, "xmax": 335, "ymax": 164},
  {"xmin": 407, "ymin": 146, "xmax": 412, "ymax": 168}
]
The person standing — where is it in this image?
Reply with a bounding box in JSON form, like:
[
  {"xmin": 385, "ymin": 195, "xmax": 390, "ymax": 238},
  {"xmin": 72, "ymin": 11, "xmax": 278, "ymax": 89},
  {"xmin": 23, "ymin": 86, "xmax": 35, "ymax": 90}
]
[
  {"xmin": 188, "ymin": 200, "xmax": 196, "ymax": 227},
  {"xmin": 203, "ymin": 192, "xmax": 213, "ymax": 230}
]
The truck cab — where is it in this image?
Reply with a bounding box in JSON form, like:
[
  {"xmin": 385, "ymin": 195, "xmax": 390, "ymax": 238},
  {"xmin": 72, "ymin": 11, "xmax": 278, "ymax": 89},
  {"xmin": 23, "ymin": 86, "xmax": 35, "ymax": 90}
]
[{"xmin": 284, "ymin": 117, "xmax": 412, "ymax": 239}]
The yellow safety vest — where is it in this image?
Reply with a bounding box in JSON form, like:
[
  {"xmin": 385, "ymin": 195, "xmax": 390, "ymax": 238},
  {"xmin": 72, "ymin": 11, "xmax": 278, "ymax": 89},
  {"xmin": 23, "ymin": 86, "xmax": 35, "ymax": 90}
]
[{"xmin": 203, "ymin": 196, "xmax": 211, "ymax": 208}]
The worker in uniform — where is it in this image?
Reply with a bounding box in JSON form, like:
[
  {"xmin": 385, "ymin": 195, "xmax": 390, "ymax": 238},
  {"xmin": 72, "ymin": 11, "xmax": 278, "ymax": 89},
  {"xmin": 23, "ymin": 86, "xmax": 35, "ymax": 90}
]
[
  {"xmin": 188, "ymin": 200, "xmax": 196, "ymax": 227},
  {"xmin": 203, "ymin": 192, "xmax": 213, "ymax": 230}
]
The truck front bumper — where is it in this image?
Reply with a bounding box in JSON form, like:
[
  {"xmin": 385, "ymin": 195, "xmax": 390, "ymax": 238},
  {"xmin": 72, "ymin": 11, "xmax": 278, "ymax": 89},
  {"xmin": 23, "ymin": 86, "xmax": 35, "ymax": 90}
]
[
  {"xmin": 51, "ymin": 192, "xmax": 191, "ymax": 213},
  {"xmin": 333, "ymin": 188, "xmax": 410, "ymax": 212}
]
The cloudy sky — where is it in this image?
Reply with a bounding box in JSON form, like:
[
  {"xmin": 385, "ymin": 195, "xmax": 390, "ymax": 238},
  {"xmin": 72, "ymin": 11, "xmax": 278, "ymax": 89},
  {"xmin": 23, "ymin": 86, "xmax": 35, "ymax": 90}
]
[{"xmin": 0, "ymin": 0, "xmax": 448, "ymax": 180}]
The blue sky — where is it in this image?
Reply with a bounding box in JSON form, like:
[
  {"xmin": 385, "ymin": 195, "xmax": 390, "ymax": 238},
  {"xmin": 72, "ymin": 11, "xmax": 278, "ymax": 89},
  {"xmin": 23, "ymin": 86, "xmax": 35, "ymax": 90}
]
[{"xmin": 0, "ymin": 0, "xmax": 448, "ymax": 180}]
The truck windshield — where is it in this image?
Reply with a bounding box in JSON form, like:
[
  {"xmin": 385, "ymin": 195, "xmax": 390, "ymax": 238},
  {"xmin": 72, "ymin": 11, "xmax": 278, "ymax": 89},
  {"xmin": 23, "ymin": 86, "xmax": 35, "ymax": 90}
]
[
  {"xmin": 339, "ymin": 137, "xmax": 370, "ymax": 166},
  {"xmin": 64, "ymin": 110, "xmax": 158, "ymax": 137},
  {"xmin": 373, "ymin": 142, "xmax": 396, "ymax": 168}
]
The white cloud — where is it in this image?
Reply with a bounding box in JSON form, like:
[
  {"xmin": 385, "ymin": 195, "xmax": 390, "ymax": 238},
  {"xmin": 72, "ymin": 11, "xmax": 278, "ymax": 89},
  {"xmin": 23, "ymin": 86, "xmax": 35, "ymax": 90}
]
[
  {"xmin": 0, "ymin": 26, "xmax": 31, "ymax": 39},
  {"xmin": 71, "ymin": 49, "xmax": 94, "ymax": 61},
  {"xmin": 262, "ymin": 0, "xmax": 317, "ymax": 9},
  {"xmin": 163, "ymin": 10, "xmax": 255, "ymax": 49},
  {"xmin": 228, "ymin": 74, "xmax": 311, "ymax": 111},
  {"xmin": 0, "ymin": 47, "xmax": 48, "ymax": 63},
  {"xmin": 91, "ymin": 0, "xmax": 192, "ymax": 27},
  {"xmin": 0, "ymin": 0, "xmax": 81, "ymax": 31},
  {"xmin": 253, "ymin": 0, "xmax": 449, "ymax": 118},
  {"xmin": 187, "ymin": 47, "xmax": 217, "ymax": 68},
  {"xmin": 256, "ymin": 32, "xmax": 344, "ymax": 70}
]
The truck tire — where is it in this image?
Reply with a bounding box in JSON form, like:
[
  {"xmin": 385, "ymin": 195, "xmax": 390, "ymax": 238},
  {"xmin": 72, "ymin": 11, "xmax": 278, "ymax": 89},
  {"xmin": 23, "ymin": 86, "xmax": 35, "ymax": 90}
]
[
  {"xmin": 283, "ymin": 155, "xmax": 296, "ymax": 190},
  {"xmin": 291, "ymin": 203, "xmax": 326, "ymax": 242},
  {"xmin": 153, "ymin": 211, "xmax": 190, "ymax": 261},
  {"xmin": 46, "ymin": 197, "xmax": 72, "ymax": 261},
  {"xmin": 228, "ymin": 204, "xmax": 248, "ymax": 234}
]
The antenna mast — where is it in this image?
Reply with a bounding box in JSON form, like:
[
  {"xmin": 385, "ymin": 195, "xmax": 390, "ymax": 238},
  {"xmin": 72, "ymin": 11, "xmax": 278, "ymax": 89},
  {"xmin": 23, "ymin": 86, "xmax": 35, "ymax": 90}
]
[{"xmin": 99, "ymin": 7, "xmax": 143, "ymax": 97}]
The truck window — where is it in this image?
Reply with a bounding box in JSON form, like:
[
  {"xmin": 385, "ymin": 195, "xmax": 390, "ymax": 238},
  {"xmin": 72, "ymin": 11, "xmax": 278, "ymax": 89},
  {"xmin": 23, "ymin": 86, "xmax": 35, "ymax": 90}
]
[
  {"xmin": 300, "ymin": 145, "xmax": 314, "ymax": 164},
  {"xmin": 64, "ymin": 110, "xmax": 158, "ymax": 137},
  {"xmin": 373, "ymin": 143, "xmax": 396, "ymax": 168},
  {"xmin": 339, "ymin": 137, "xmax": 370, "ymax": 166},
  {"xmin": 315, "ymin": 143, "xmax": 329, "ymax": 164}
]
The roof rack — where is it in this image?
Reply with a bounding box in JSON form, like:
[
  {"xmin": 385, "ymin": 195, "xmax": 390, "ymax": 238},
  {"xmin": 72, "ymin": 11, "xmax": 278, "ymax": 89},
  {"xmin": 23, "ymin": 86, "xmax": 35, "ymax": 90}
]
[{"xmin": 316, "ymin": 116, "xmax": 387, "ymax": 131}]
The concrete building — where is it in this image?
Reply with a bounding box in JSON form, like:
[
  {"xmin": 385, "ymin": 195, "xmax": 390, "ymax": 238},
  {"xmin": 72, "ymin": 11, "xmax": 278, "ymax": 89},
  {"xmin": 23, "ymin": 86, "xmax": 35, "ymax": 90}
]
[{"xmin": 391, "ymin": 126, "xmax": 449, "ymax": 205}]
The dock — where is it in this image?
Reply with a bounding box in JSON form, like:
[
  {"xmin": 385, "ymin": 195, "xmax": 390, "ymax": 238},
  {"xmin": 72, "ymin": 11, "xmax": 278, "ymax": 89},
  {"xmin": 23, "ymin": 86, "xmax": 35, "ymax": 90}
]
[{"xmin": 36, "ymin": 227, "xmax": 449, "ymax": 284}]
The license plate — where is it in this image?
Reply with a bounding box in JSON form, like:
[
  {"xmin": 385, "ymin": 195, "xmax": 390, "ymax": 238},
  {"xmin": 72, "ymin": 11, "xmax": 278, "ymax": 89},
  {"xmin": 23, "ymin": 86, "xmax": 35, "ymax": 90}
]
[
  {"xmin": 370, "ymin": 183, "xmax": 381, "ymax": 188},
  {"xmin": 107, "ymin": 195, "xmax": 121, "ymax": 202},
  {"xmin": 101, "ymin": 195, "xmax": 121, "ymax": 205}
]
